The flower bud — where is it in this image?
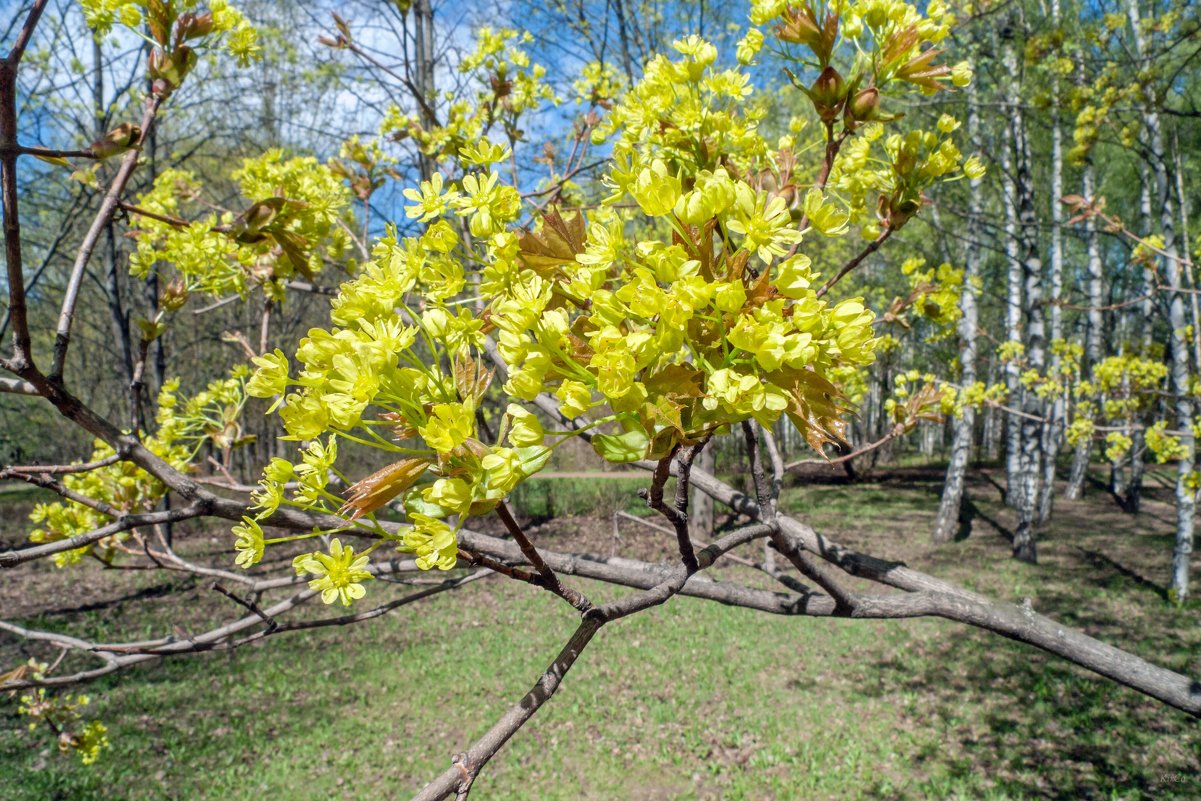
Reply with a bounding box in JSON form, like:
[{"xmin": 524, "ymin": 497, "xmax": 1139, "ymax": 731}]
[
  {"xmin": 846, "ymin": 87, "xmax": 880, "ymax": 124},
  {"xmin": 89, "ymin": 123, "xmax": 141, "ymax": 160},
  {"xmin": 809, "ymin": 66, "xmax": 846, "ymax": 121},
  {"xmin": 158, "ymin": 278, "xmax": 188, "ymax": 312},
  {"xmin": 178, "ymin": 12, "xmax": 214, "ymax": 40},
  {"xmin": 147, "ymin": 46, "xmax": 197, "ymax": 90}
]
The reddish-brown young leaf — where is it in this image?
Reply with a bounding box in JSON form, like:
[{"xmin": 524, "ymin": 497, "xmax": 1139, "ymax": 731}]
[
  {"xmin": 339, "ymin": 458, "xmax": 431, "ymax": 520},
  {"xmin": 517, "ymin": 208, "xmax": 586, "ymax": 277}
]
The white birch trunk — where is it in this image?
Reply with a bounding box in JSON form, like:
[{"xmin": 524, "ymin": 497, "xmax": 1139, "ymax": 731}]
[
  {"xmin": 999, "ymin": 21, "xmax": 1044, "ymax": 563},
  {"xmin": 1126, "ymin": 0, "xmax": 1194, "ymax": 603},
  {"xmin": 1064, "ymin": 165, "xmax": 1105, "ymax": 499},
  {"xmin": 1000, "ymin": 39, "xmax": 1024, "ymax": 513},
  {"xmin": 1037, "ymin": 0, "xmax": 1064, "ymax": 524},
  {"xmin": 933, "ymin": 86, "xmax": 982, "ymax": 543}
]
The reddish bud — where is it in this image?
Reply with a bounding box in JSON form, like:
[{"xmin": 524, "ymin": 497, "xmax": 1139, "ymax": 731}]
[{"xmin": 847, "ymin": 87, "xmax": 880, "ymax": 123}]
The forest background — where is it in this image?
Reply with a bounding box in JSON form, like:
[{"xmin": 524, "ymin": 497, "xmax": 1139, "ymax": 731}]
[{"xmin": 1, "ymin": 0, "xmax": 1199, "ymax": 799}]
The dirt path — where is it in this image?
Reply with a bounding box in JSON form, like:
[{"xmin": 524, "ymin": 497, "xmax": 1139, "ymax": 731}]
[{"xmin": 530, "ymin": 471, "xmax": 645, "ymax": 479}]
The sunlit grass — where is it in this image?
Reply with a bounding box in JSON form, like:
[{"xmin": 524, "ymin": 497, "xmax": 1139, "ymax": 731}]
[{"xmin": 3, "ymin": 472, "xmax": 1199, "ymax": 800}]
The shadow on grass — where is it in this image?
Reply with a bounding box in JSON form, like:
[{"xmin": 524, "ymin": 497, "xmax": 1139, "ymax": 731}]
[
  {"xmin": 1076, "ymin": 548, "xmax": 1168, "ymax": 602},
  {"xmin": 962, "ymin": 495, "xmax": 1014, "ymax": 545},
  {"xmin": 857, "ymin": 624, "xmax": 1201, "ymax": 800},
  {"xmin": 35, "ymin": 580, "xmax": 185, "ymax": 618}
]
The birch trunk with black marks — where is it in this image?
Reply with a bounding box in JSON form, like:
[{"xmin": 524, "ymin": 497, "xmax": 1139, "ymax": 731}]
[
  {"xmin": 933, "ymin": 85, "xmax": 981, "ymax": 544},
  {"xmin": 999, "ymin": 21, "xmax": 1047, "ymax": 564},
  {"xmin": 1124, "ymin": 0, "xmax": 1193, "ymax": 603},
  {"xmin": 1038, "ymin": 0, "xmax": 1064, "ymax": 524},
  {"xmin": 1004, "ymin": 16, "xmax": 1044, "ymax": 563},
  {"xmin": 1065, "ymin": 164, "xmax": 1104, "ymax": 499},
  {"xmin": 999, "ymin": 40, "xmax": 1024, "ymax": 511}
]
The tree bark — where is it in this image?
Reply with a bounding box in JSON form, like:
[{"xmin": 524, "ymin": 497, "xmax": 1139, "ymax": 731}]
[
  {"xmin": 1038, "ymin": 1, "xmax": 1064, "ymax": 524},
  {"xmin": 1065, "ymin": 165, "xmax": 1104, "ymax": 499},
  {"xmin": 1125, "ymin": 0, "xmax": 1193, "ymax": 602},
  {"xmin": 689, "ymin": 444, "xmax": 715, "ymax": 540},
  {"xmin": 1001, "ymin": 20, "xmax": 1044, "ymax": 563},
  {"xmin": 933, "ymin": 84, "xmax": 981, "ymax": 544}
]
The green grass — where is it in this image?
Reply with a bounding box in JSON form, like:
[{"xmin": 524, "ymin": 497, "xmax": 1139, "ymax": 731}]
[{"xmin": 3, "ymin": 470, "xmax": 1200, "ymax": 800}]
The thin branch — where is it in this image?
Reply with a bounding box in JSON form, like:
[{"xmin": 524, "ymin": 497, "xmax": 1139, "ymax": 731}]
[
  {"xmin": 8, "ymin": 145, "xmax": 97, "ymax": 159},
  {"xmin": 816, "ymin": 225, "xmax": 893, "ymax": 298},
  {"xmin": 640, "ymin": 442, "xmax": 706, "ymax": 573},
  {"xmin": 495, "ymin": 501, "xmax": 592, "ymax": 612},
  {"xmin": 211, "ymin": 583, "xmax": 278, "ymax": 633},
  {"xmin": 411, "ymin": 619, "xmax": 602, "ymax": 801},
  {"xmin": 785, "ymin": 125, "xmax": 851, "ymax": 257},
  {"xmin": 785, "ymin": 423, "xmax": 907, "ymax": 470},
  {"xmin": 0, "ymin": 502, "xmax": 207, "ymax": 568},
  {"xmin": 414, "ymin": 520, "xmax": 776, "ymax": 800},
  {"xmin": 0, "ymin": 469, "xmax": 121, "ymax": 515},
  {"xmin": 3, "ymin": 0, "xmax": 50, "ymax": 65},
  {"xmin": 49, "ymin": 92, "xmax": 164, "ymax": 382},
  {"xmin": 117, "ymin": 201, "xmax": 191, "ymax": 228},
  {"xmin": 3, "ymin": 453, "xmax": 120, "ymax": 475}
]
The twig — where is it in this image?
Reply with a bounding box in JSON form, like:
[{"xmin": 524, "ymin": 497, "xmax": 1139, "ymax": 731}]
[
  {"xmin": 785, "ymin": 423, "xmax": 906, "ymax": 470},
  {"xmin": 783, "ymin": 126, "xmax": 851, "ymax": 259},
  {"xmin": 2, "ymin": 453, "xmax": 120, "ymax": 475},
  {"xmin": 494, "ymin": 501, "xmax": 591, "ymax": 612},
  {"xmin": 211, "ymin": 583, "xmax": 278, "ymax": 633},
  {"xmin": 816, "ymin": 226, "xmax": 893, "ymax": 298},
  {"xmin": 49, "ymin": 92, "xmax": 164, "ymax": 382},
  {"xmin": 117, "ymin": 201, "xmax": 191, "ymax": 228},
  {"xmin": 0, "ymin": 502, "xmax": 207, "ymax": 568},
  {"xmin": 0, "ymin": 469, "xmax": 120, "ymax": 515},
  {"xmin": 640, "ymin": 444, "xmax": 703, "ymax": 573}
]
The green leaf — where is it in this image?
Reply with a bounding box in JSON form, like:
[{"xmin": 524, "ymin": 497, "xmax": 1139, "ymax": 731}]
[
  {"xmin": 591, "ymin": 428, "xmax": 649, "ymax": 463},
  {"xmin": 516, "ymin": 445, "xmax": 552, "ymax": 476}
]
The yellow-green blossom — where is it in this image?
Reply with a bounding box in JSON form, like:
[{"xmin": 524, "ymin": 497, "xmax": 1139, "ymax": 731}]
[{"xmin": 299, "ymin": 538, "xmax": 374, "ymax": 606}]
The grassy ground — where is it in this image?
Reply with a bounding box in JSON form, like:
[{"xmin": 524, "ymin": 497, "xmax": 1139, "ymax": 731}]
[{"xmin": 1, "ymin": 468, "xmax": 1199, "ymax": 800}]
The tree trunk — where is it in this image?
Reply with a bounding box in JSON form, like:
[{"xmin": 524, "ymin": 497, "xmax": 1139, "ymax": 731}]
[
  {"xmin": 1126, "ymin": 0, "xmax": 1194, "ymax": 603},
  {"xmin": 1038, "ymin": 8, "xmax": 1064, "ymax": 524},
  {"xmin": 689, "ymin": 445, "xmax": 715, "ymax": 540},
  {"xmin": 1000, "ymin": 74, "xmax": 1023, "ymax": 511},
  {"xmin": 412, "ymin": 0, "xmax": 437, "ymax": 182},
  {"xmin": 1065, "ymin": 164, "xmax": 1104, "ymax": 499},
  {"xmin": 1005, "ymin": 18, "xmax": 1044, "ymax": 563},
  {"xmin": 933, "ymin": 85, "xmax": 981, "ymax": 544},
  {"xmin": 1173, "ymin": 131, "xmax": 1201, "ymax": 371},
  {"xmin": 996, "ymin": 21, "xmax": 1041, "ymax": 562},
  {"xmin": 1121, "ymin": 165, "xmax": 1157, "ymax": 514}
]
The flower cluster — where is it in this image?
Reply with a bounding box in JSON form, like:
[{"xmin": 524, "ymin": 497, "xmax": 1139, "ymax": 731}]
[
  {"xmin": 16, "ymin": 673, "xmax": 110, "ymax": 766},
  {"xmin": 381, "ymin": 27, "xmax": 557, "ymax": 169},
  {"xmin": 245, "ymin": 7, "xmax": 976, "ymax": 606},
  {"xmin": 81, "ymin": 0, "xmax": 260, "ymax": 71},
  {"xmin": 28, "ymin": 375, "xmax": 249, "ymax": 566},
  {"xmin": 129, "ymin": 151, "xmax": 353, "ymax": 300}
]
